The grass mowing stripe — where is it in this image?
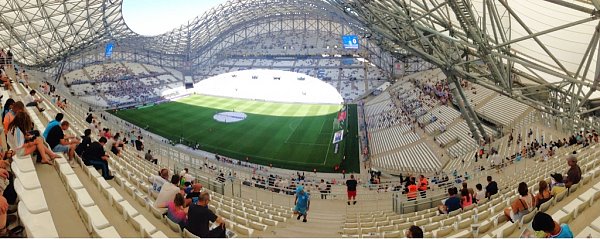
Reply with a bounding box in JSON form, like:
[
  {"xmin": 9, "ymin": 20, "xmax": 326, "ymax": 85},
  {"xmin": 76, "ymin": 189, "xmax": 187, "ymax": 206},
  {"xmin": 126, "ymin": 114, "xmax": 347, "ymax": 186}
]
[{"xmin": 111, "ymin": 94, "xmax": 358, "ymax": 172}]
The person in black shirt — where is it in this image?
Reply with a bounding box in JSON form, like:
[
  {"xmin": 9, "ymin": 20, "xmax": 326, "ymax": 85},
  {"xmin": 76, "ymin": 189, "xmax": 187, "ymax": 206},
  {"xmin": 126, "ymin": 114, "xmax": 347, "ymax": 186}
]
[
  {"xmin": 346, "ymin": 174, "xmax": 358, "ymax": 205},
  {"xmin": 186, "ymin": 192, "xmax": 227, "ymax": 238},
  {"xmin": 134, "ymin": 136, "xmax": 144, "ymax": 151},
  {"xmin": 85, "ymin": 113, "xmax": 93, "ymax": 124},
  {"xmin": 485, "ymin": 176, "xmax": 498, "ymax": 198},
  {"xmin": 75, "ymin": 129, "xmax": 92, "ymax": 165},
  {"xmin": 46, "ymin": 121, "xmax": 79, "ymax": 166},
  {"xmin": 83, "ymin": 137, "xmax": 113, "ymax": 180}
]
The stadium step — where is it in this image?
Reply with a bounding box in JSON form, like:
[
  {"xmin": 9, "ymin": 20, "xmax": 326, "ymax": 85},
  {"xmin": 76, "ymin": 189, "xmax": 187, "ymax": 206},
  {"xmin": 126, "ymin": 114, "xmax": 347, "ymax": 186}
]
[{"xmin": 28, "ymin": 161, "xmax": 86, "ymax": 237}]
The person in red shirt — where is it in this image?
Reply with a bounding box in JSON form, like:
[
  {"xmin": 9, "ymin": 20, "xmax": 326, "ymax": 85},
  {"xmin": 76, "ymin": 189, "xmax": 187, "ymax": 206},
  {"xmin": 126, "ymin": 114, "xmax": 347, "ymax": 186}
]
[
  {"xmin": 407, "ymin": 179, "xmax": 418, "ymax": 200},
  {"xmin": 418, "ymin": 175, "xmax": 428, "ymax": 198}
]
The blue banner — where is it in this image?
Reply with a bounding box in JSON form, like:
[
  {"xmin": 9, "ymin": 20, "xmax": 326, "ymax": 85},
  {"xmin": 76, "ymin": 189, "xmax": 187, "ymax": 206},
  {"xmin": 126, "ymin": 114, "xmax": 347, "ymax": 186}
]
[
  {"xmin": 105, "ymin": 42, "xmax": 114, "ymax": 58},
  {"xmin": 342, "ymin": 35, "xmax": 359, "ymax": 49}
]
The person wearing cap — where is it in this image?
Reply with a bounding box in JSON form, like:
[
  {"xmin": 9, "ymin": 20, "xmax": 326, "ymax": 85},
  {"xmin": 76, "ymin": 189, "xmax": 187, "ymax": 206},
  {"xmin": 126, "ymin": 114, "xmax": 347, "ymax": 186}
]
[
  {"xmin": 293, "ymin": 185, "xmax": 310, "ymax": 223},
  {"xmin": 564, "ymin": 155, "xmax": 581, "ymax": 188},
  {"xmin": 550, "ymin": 173, "xmax": 566, "ymax": 196}
]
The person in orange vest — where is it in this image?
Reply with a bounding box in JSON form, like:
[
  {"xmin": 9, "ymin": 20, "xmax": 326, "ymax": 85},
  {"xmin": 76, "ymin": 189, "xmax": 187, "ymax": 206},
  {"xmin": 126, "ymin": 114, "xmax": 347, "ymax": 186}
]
[
  {"xmin": 407, "ymin": 178, "xmax": 418, "ymax": 200},
  {"xmin": 418, "ymin": 175, "xmax": 428, "ymax": 198}
]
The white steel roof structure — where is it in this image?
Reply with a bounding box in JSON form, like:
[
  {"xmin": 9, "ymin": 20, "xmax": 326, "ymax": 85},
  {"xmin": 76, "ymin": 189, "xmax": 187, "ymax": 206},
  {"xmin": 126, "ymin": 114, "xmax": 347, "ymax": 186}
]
[
  {"xmin": 0, "ymin": 0, "xmax": 133, "ymax": 66},
  {"xmin": 1, "ymin": 0, "xmax": 600, "ymax": 128},
  {"xmin": 327, "ymin": 0, "xmax": 600, "ymax": 129}
]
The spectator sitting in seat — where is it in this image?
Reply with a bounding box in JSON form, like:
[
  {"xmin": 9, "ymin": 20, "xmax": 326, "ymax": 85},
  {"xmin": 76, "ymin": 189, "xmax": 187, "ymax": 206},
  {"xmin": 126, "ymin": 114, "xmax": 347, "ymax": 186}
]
[
  {"xmin": 46, "ymin": 121, "xmax": 80, "ymax": 167},
  {"xmin": 406, "ymin": 225, "xmax": 423, "ymax": 238},
  {"xmin": 2, "ymin": 99, "xmax": 14, "ymax": 130},
  {"xmin": 83, "ymin": 137, "xmax": 113, "ymax": 180},
  {"xmin": 154, "ymin": 174, "xmax": 182, "ymax": 208},
  {"xmin": 145, "ymin": 150, "xmax": 158, "ymax": 164},
  {"xmin": 504, "ymin": 182, "xmax": 536, "ymax": 223},
  {"xmin": 461, "ymin": 188, "xmax": 473, "ymax": 208},
  {"xmin": 158, "ymin": 193, "xmax": 188, "ymax": 229},
  {"xmin": 42, "ymin": 113, "xmax": 63, "ymax": 139},
  {"xmin": 105, "ymin": 134, "xmax": 122, "ymax": 156},
  {"xmin": 186, "ymin": 192, "xmax": 228, "ymax": 238},
  {"xmin": 0, "ymin": 168, "xmax": 20, "ymax": 237},
  {"xmin": 485, "ymin": 176, "xmax": 498, "ymax": 198},
  {"xmin": 2, "ymin": 101, "xmax": 23, "ymax": 134},
  {"xmin": 535, "ymin": 180, "xmax": 552, "ymax": 209},
  {"xmin": 564, "ymin": 155, "xmax": 581, "ymax": 189},
  {"xmin": 25, "ymin": 90, "xmax": 44, "ymax": 112},
  {"xmin": 438, "ymin": 187, "xmax": 461, "ymax": 214},
  {"xmin": 528, "ymin": 212, "xmax": 573, "ymax": 238},
  {"xmin": 135, "ymin": 135, "xmax": 144, "ymax": 151},
  {"xmin": 7, "ymin": 111, "xmax": 59, "ymax": 165},
  {"xmin": 149, "ymin": 168, "xmax": 169, "ymax": 193},
  {"xmin": 474, "ymin": 183, "xmax": 485, "ymax": 203},
  {"xmin": 75, "ymin": 129, "xmax": 92, "ymax": 165},
  {"xmin": 179, "ymin": 168, "xmax": 195, "ymax": 184},
  {"xmin": 185, "ymin": 183, "xmax": 203, "ymax": 207}
]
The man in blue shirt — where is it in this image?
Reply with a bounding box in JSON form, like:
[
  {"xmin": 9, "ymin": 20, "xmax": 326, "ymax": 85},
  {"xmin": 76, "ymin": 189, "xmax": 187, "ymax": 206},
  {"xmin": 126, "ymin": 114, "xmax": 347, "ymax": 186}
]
[
  {"xmin": 43, "ymin": 113, "xmax": 63, "ymax": 139},
  {"xmin": 294, "ymin": 185, "xmax": 310, "ymax": 222},
  {"xmin": 438, "ymin": 187, "xmax": 461, "ymax": 214}
]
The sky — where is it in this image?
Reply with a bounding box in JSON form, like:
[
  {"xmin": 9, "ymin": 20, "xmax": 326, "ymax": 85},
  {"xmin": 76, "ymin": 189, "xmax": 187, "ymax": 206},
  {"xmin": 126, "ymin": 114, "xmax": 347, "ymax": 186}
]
[{"xmin": 122, "ymin": 0, "xmax": 229, "ymax": 36}]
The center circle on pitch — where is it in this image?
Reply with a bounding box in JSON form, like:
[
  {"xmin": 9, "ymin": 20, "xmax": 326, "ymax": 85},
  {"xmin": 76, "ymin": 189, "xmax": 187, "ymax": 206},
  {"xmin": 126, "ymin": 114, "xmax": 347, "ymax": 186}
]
[{"xmin": 213, "ymin": 112, "xmax": 247, "ymax": 123}]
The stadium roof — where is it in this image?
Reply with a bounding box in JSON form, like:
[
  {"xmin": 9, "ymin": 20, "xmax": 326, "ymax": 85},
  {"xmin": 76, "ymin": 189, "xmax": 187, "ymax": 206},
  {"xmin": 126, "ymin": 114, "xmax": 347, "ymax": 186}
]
[
  {"xmin": 1, "ymin": 0, "xmax": 600, "ymax": 121},
  {"xmin": 327, "ymin": 0, "xmax": 600, "ymax": 119},
  {"xmin": 0, "ymin": 0, "xmax": 133, "ymax": 65}
]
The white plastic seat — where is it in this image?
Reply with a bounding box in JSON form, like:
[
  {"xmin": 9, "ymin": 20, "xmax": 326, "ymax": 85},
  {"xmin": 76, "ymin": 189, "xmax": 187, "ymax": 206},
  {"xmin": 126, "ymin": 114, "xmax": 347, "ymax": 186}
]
[
  {"xmin": 17, "ymin": 202, "xmax": 58, "ymax": 238},
  {"xmin": 82, "ymin": 205, "xmax": 111, "ymax": 233},
  {"xmin": 149, "ymin": 230, "xmax": 169, "ymax": 238},
  {"xmin": 74, "ymin": 188, "xmax": 96, "ymax": 209},
  {"xmin": 11, "ymin": 165, "xmax": 41, "ymax": 190},
  {"xmin": 166, "ymin": 216, "xmax": 183, "ymax": 234},
  {"xmin": 14, "ymin": 179, "xmax": 49, "ymax": 214},
  {"xmin": 577, "ymin": 226, "xmax": 600, "ymax": 238},
  {"xmin": 54, "ymin": 157, "xmax": 69, "ymax": 165},
  {"xmin": 89, "ymin": 167, "xmax": 103, "ymax": 179},
  {"xmin": 131, "ymin": 215, "xmax": 158, "ymax": 238},
  {"xmin": 150, "ymin": 205, "xmax": 167, "ymax": 219},
  {"xmin": 233, "ymin": 223, "xmax": 254, "ymax": 236},
  {"xmin": 93, "ymin": 225, "xmax": 121, "ymax": 238},
  {"xmin": 12, "ymin": 156, "xmax": 36, "ymax": 173},
  {"xmin": 65, "ymin": 174, "xmax": 84, "ymax": 190},
  {"xmin": 105, "ymin": 187, "xmax": 124, "ymax": 205},
  {"xmin": 117, "ymin": 200, "xmax": 140, "ymax": 221}
]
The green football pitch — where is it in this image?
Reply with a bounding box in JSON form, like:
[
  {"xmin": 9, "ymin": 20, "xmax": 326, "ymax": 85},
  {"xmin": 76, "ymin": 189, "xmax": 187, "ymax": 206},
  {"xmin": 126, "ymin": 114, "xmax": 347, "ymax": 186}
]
[{"xmin": 111, "ymin": 94, "xmax": 360, "ymax": 173}]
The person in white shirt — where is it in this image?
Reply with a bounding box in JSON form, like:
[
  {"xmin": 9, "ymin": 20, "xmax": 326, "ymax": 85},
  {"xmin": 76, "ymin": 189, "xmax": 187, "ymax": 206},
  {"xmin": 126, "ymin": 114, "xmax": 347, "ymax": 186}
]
[
  {"xmin": 318, "ymin": 179, "xmax": 328, "ymax": 199},
  {"xmin": 148, "ymin": 168, "xmax": 169, "ymax": 193},
  {"xmin": 474, "ymin": 183, "xmax": 486, "ymax": 203},
  {"xmin": 154, "ymin": 174, "xmax": 182, "ymax": 208},
  {"xmin": 25, "ymin": 90, "xmax": 44, "ymax": 112},
  {"xmin": 179, "ymin": 168, "xmax": 195, "ymax": 183}
]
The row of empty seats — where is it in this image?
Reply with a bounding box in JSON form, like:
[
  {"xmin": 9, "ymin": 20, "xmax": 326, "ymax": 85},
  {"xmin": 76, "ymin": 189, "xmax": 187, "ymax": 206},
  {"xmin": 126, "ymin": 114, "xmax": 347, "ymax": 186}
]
[
  {"xmin": 478, "ymin": 95, "xmax": 530, "ymax": 126},
  {"xmin": 370, "ymin": 128, "xmax": 420, "ymax": 155},
  {"xmin": 372, "ymin": 143, "xmax": 441, "ymax": 173}
]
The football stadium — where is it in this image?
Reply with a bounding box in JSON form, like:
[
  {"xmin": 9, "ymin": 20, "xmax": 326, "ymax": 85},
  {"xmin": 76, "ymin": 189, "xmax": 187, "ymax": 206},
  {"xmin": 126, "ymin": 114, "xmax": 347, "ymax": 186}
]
[{"xmin": 0, "ymin": 0, "xmax": 599, "ymax": 238}]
